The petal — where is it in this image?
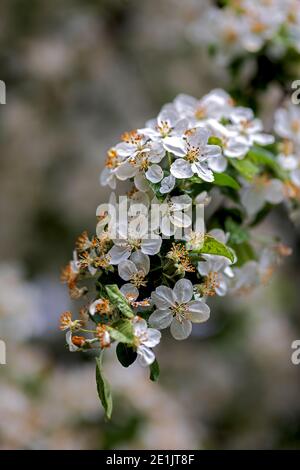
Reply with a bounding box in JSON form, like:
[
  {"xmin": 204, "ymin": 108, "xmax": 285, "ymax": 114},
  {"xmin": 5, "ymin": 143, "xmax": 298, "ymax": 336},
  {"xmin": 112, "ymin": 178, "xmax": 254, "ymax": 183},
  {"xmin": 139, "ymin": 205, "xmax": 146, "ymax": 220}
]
[
  {"xmin": 152, "ymin": 285, "xmax": 175, "ymax": 308},
  {"xmin": 145, "ymin": 164, "xmax": 164, "ymax": 183},
  {"xmin": 143, "ymin": 328, "xmax": 161, "ymax": 347},
  {"xmin": 120, "ymin": 283, "xmax": 139, "ymax": 302},
  {"xmin": 252, "ymin": 133, "xmax": 275, "ymax": 146},
  {"xmin": 241, "ymin": 188, "xmax": 264, "ymax": 216},
  {"xmin": 208, "ymin": 154, "xmax": 227, "ymax": 173},
  {"xmin": 265, "ymin": 179, "xmax": 285, "ymax": 204},
  {"xmin": 160, "ymin": 174, "xmax": 176, "ymax": 194},
  {"xmin": 118, "ymin": 260, "xmax": 137, "ymax": 281},
  {"xmin": 141, "ymin": 236, "xmax": 162, "ymax": 255},
  {"xmin": 130, "ymin": 250, "xmax": 150, "ymax": 275},
  {"xmin": 192, "ymin": 161, "xmax": 214, "ymax": 182},
  {"xmin": 170, "ymin": 159, "xmax": 194, "ymax": 179},
  {"xmin": 108, "ymin": 245, "xmax": 131, "ymax": 265},
  {"xmin": 173, "ymin": 278, "xmax": 193, "ymax": 303},
  {"xmin": 161, "ymin": 215, "xmax": 174, "ymax": 236},
  {"xmin": 171, "ymin": 194, "xmax": 192, "ymax": 210},
  {"xmin": 149, "ymin": 309, "xmax": 173, "ymax": 329},
  {"xmin": 137, "ymin": 345, "xmax": 155, "ymax": 366},
  {"xmin": 134, "ymin": 172, "xmax": 150, "ymax": 192},
  {"xmin": 170, "ymin": 318, "xmax": 192, "ymax": 340},
  {"xmin": 163, "ymin": 136, "xmax": 186, "ymax": 157},
  {"xmin": 170, "ymin": 211, "xmax": 192, "ymax": 228},
  {"xmin": 116, "ymin": 161, "xmax": 137, "ymax": 180},
  {"xmin": 187, "ymin": 300, "xmax": 210, "ymax": 322}
]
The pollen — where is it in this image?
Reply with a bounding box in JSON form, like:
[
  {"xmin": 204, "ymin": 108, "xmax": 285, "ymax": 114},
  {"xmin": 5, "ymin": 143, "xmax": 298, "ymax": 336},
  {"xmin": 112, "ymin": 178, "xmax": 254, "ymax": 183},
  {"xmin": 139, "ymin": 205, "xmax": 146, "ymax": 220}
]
[
  {"xmin": 60, "ymin": 311, "xmax": 73, "ymax": 330},
  {"xmin": 131, "ymin": 271, "xmax": 147, "ymax": 288},
  {"xmin": 105, "ymin": 148, "xmax": 118, "ymax": 169},
  {"xmin": 203, "ymin": 272, "xmax": 220, "ymax": 297},
  {"xmin": 72, "ymin": 336, "xmax": 86, "ymax": 348},
  {"xmin": 61, "ymin": 263, "xmax": 78, "ymax": 290},
  {"xmin": 95, "ymin": 298, "xmax": 112, "ymax": 315},
  {"xmin": 96, "ymin": 325, "xmax": 111, "ymax": 349},
  {"xmin": 167, "ymin": 243, "xmax": 195, "ymax": 273}
]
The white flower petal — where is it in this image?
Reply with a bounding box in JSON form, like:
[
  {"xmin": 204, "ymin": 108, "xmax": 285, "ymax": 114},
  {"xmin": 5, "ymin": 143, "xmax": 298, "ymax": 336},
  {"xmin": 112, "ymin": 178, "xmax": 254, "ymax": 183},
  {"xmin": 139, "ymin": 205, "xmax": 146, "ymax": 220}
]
[
  {"xmin": 130, "ymin": 250, "xmax": 150, "ymax": 275},
  {"xmin": 160, "ymin": 175, "xmax": 176, "ymax": 194},
  {"xmin": 152, "ymin": 285, "xmax": 176, "ymax": 308},
  {"xmin": 108, "ymin": 245, "xmax": 131, "ymax": 265},
  {"xmin": 149, "ymin": 309, "xmax": 173, "ymax": 329},
  {"xmin": 141, "ymin": 236, "xmax": 162, "ymax": 255},
  {"xmin": 120, "ymin": 283, "xmax": 139, "ymax": 302},
  {"xmin": 170, "ymin": 159, "xmax": 193, "ymax": 179},
  {"xmin": 173, "ymin": 278, "xmax": 193, "ymax": 303},
  {"xmin": 145, "ymin": 164, "xmax": 164, "ymax": 183},
  {"xmin": 118, "ymin": 260, "xmax": 137, "ymax": 281},
  {"xmin": 170, "ymin": 318, "xmax": 192, "ymax": 340},
  {"xmin": 137, "ymin": 345, "xmax": 155, "ymax": 366},
  {"xmin": 265, "ymin": 179, "xmax": 285, "ymax": 204},
  {"xmin": 187, "ymin": 300, "xmax": 210, "ymax": 322},
  {"xmin": 143, "ymin": 328, "xmax": 161, "ymax": 348}
]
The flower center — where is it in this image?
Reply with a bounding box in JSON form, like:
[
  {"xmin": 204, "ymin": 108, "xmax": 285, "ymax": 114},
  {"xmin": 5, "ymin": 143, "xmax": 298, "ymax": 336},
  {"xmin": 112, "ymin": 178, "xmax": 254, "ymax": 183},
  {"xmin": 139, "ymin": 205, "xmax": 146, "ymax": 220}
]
[
  {"xmin": 186, "ymin": 145, "xmax": 201, "ymax": 163},
  {"xmin": 203, "ymin": 271, "xmax": 220, "ymax": 296},
  {"xmin": 171, "ymin": 302, "xmax": 188, "ymax": 321},
  {"xmin": 157, "ymin": 120, "xmax": 172, "ymax": 137},
  {"xmin": 131, "ymin": 271, "xmax": 147, "ymax": 288}
]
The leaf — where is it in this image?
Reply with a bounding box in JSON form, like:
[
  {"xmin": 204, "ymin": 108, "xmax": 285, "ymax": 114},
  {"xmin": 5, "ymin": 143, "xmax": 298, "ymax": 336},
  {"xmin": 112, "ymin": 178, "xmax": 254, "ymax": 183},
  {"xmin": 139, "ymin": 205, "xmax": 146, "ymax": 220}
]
[
  {"xmin": 191, "ymin": 235, "xmax": 235, "ymax": 263},
  {"xmin": 231, "ymin": 241, "xmax": 256, "ymax": 267},
  {"xmin": 247, "ymin": 146, "xmax": 287, "ymax": 179},
  {"xmin": 105, "ymin": 284, "xmax": 134, "ymax": 319},
  {"xmin": 107, "ymin": 319, "xmax": 134, "ymax": 344},
  {"xmin": 230, "ymin": 158, "xmax": 260, "ymax": 181},
  {"xmin": 116, "ymin": 343, "xmax": 137, "ymax": 368},
  {"xmin": 149, "ymin": 359, "xmax": 160, "ymax": 382},
  {"xmin": 213, "ymin": 172, "xmax": 241, "ymax": 190},
  {"xmin": 225, "ymin": 218, "xmax": 249, "ymax": 245},
  {"xmin": 208, "ymin": 136, "xmax": 223, "ymax": 146},
  {"xmin": 95, "ymin": 353, "xmax": 113, "ymax": 420}
]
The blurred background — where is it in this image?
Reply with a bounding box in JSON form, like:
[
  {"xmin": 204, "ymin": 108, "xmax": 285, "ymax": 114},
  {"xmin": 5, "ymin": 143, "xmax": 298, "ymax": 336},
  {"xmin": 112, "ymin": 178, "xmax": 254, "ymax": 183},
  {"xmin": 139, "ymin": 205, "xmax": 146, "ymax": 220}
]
[{"xmin": 1, "ymin": 0, "xmax": 300, "ymax": 449}]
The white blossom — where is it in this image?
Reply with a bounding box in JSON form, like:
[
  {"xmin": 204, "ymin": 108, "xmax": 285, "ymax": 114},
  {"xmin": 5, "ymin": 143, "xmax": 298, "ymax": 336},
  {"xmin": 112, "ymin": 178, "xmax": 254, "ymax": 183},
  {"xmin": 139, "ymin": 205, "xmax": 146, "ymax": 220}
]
[
  {"xmin": 132, "ymin": 316, "xmax": 161, "ymax": 366},
  {"xmin": 170, "ymin": 127, "xmax": 222, "ymax": 182},
  {"xmin": 149, "ymin": 278, "xmax": 210, "ymax": 340}
]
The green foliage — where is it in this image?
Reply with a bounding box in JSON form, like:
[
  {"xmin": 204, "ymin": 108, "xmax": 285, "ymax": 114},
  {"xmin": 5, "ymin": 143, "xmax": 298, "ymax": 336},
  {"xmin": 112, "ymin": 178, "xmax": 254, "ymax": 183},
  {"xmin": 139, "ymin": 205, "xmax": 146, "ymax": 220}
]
[
  {"xmin": 192, "ymin": 235, "xmax": 235, "ymax": 263},
  {"xmin": 105, "ymin": 284, "xmax": 134, "ymax": 319},
  {"xmin": 96, "ymin": 353, "xmax": 113, "ymax": 420},
  {"xmin": 225, "ymin": 218, "xmax": 249, "ymax": 245},
  {"xmin": 213, "ymin": 172, "xmax": 241, "ymax": 190},
  {"xmin": 229, "ymin": 158, "xmax": 260, "ymax": 180},
  {"xmin": 149, "ymin": 359, "xmax": 160, "ymax": 382},
  {"xmin": 107, "ymin": 319, "xmax": 134, "ymax": 344}
]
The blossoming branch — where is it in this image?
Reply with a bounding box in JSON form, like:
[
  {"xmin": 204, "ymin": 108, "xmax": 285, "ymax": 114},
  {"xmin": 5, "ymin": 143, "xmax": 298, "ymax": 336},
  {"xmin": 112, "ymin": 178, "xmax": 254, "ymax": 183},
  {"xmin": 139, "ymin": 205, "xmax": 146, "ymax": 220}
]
[{"xmin": 60, "ymin": 88, "xmax": 294, "ymax": 418}]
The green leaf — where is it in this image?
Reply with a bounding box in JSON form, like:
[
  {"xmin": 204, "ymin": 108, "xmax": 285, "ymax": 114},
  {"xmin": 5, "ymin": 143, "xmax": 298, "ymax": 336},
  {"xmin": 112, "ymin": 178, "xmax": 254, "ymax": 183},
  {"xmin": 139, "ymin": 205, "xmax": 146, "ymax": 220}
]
[
  {"xmin": 191, "ymin": 235, "xmax": 235, "ymax": 263},
  {"xmin": 213, "ymin": 172, "xmax": 241, "ymax": 190},
  {"xmin": 95, "ymin": 353, "xmax": 113, "ymax": 420},
  {"xmin": 230, "ymin": 158, "xmax": 260, "ymax": 180},
  {"xmin": 107, "ymin": 319, "xmax": 134, "ymax": 344},
  {"xmin": 149, "ymin": 359, "xmax": 160, "ymax": 382},
  {"xmin": 247, "ymin": 146, "xmax": 287, "ymax": 179},
  {"xmin": 225, "ymin": 218, "xmax": 249, "ymax": 245},
  {"xmin": 232, "ymin": 241, "xmax": 256, "ymax": 267},
  {"xmin": 116, "ymin": 343, "xmax": 137, "ymax": 368},
  {"xmin": 105, "ymin": 285, "xmax": 134, "ymax": 319},
  {"xmin": 208, "ymin": 136, "xmax": 223, "ymax": 146}
]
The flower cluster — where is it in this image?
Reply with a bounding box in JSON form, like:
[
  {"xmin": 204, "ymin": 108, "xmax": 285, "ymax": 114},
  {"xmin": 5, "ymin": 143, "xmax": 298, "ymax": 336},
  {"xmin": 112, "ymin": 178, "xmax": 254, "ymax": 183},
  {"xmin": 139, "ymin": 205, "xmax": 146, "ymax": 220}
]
[
  {"xmin": 61, "ymin": 89, "xmax": 292, "ymax": 418},
  {"xmin": 188, "ymin": 0, "xmax": 300, "ymax": 63}
]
